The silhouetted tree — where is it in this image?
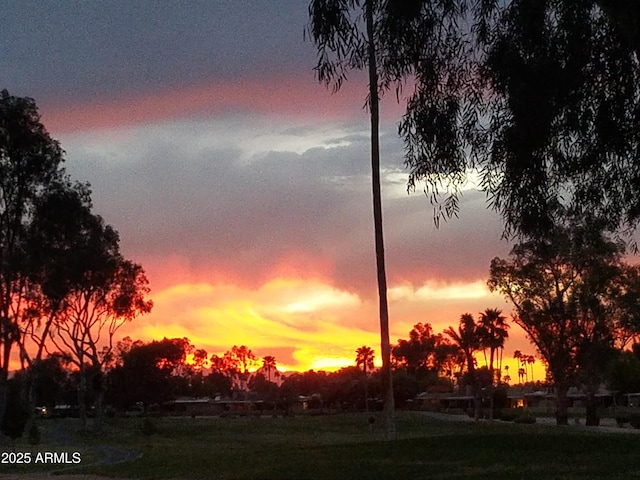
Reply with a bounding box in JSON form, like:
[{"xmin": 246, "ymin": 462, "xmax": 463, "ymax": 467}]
[
  {"xmin": 476, "ymin": 308, "xmax": 509, "ymax": 419},
  {"xmin": 308, "ymin": 0, "xmax": 479, "ymax": 435},
  {"xmin": 489, "ymin": 217, "xmax": 630, "ymax": 425},
  {"xmin": 261, "ymin": 355, "xmax": 279, "ymax": 383},
  {"xmin": 108, "ymin": 337, "xmax": 191, "ymax": 410},
  {"xmin": 477, "ymin": 309, "xmax": 509, "ymax": 384},
  {"xmin": 209, "ymin": 346, "xmax": 258, "ymax": 395},
  {"xmin": 308, "ymin": 0, "xmax": 397, "ymax": 435},
  {"xmin": 356, "ymin": 345, "xmax": 375, "ymax": 412},
  {"xmin": 49, "ymin": 236, "xmax": 153, "ymax": 430},
  {"xmin": 0, "ymin": 90, "xmax": 66, "ymax": 421},
  {"xmin": 513, "ymin": 351, "xmax": 528, "ymax": 383},
  {"xmin": 26, "ymin": 354, "xmax": 72, "ymax": 411},
  {"xmin": 607, "ymin": 349, "xmax": 640, "ymax": 397},
  {"xmin": 445, "ymin": 313, "xmax": 482, "ymax": 420},
  {"xmin": 393, "ymin": 322, "xmax": 459, "ymax": 381},
  {"xmin": 16, "ymin": 180, "xmax": 100, "ymax": 429}
]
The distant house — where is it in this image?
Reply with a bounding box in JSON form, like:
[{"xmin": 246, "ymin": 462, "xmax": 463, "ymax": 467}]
[
  {"xmin": 162, "ymin": 397, "xmax": 264, "ymax": 416},
  {"xmin": 624, "ymin": 393, "xmax": 640, "ymax": 407}
]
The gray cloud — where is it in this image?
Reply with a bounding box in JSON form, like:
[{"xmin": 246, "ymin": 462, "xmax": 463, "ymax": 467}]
[{"xmin": 61, "ymin": 114, "xmax": 508, "ymax": 298}]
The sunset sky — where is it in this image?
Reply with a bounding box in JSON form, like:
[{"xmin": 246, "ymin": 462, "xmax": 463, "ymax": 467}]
[{"xmin": 3, "ymin": 2, "xmax": 545, "ymax": 377}]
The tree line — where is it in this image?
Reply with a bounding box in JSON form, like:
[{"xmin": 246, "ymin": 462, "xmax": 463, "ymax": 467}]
[{"xmin": 13, "ymin": 288, "xmax": 640, "ymax": 430}]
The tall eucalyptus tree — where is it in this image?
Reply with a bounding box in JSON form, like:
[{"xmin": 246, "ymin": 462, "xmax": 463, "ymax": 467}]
[
  {"xmin": 0, "ymin": 90, "xmax": 66, "ymax": 421},
  {"xmin": 308, "ymin": 0, "xmax": 467, "ymax": 437},
  {"xmin": 308, "ymin": 0, "xmax": 396, "ymax": 435}
]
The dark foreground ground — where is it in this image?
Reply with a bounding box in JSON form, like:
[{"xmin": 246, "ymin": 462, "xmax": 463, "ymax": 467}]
[{"xmin": 1, "ymin": 412, "xmax": 640, "ymax": 479}]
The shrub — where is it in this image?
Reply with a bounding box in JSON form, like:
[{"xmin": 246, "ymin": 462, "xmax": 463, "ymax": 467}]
[
  {"xmin": 497, "ymin": 409, "xmax": 519, "ymax": 422},
  {"xmin": 28, "ymin": 424, "xmax": 41, "ymax": 445},
  {"xmin": 140, "ymin": 418, "xmax": 158, "ymax": 436},
  {"xmin": 514, "ymin": 413, "xmax": 537, "ymax": 424},
  {"xmin": 615, "ymin": 415, "xmax": 631, "ymax": 427},
  {"xmin": 629, "ymin": 414, "xmax": 640, "ymax": 429}
]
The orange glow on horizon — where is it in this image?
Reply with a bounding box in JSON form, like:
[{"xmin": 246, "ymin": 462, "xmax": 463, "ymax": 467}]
[
  {"xmin": 111, "ymin": 274, "xmax": 538, "ymax": 374},
  {"xmin": 7, "ymin": 274, "xmax": 546, "ymax": 377}
]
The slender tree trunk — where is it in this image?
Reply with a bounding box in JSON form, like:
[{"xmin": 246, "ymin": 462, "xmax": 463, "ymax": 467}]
[
  {"xmin": 555, "ymin": 382, "xmax": 570, "ymax": 426},
  {"xmin": 78, "ymin": 365, "xmax": 87, "ymax": 431},
  {"xmin": 364, "ymin": 368, "xmax": 369, "ymax": 414},
  {"xmin": 488, "ymin": 346, "xmax": 495, "ymax": 420},
  {"xmin": 0, "ymin": 325, "xmax": 12, "ymax": 423},
  {"xmin": 95, "ymin": 388, "xmax": 105, "ymax": 432},
  {"xmin": 489, "ymin": 347, "xmax": 495, "ymax": 380},
  {"xmin": 585, "ymin": 392, "xmax": 599, "ymax": 426},
  {"xmin": 468, "ymin": 357, "xmax": 480, "ymax": 422},
  {"xmin": 365, "ymin": 0, "xmax": 394, "ymax": 438},
  {"xmin": 23, "ymin": 368, "xmax": 38, "ymax": 437}
]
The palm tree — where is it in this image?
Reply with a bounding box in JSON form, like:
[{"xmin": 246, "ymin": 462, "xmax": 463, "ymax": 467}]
[
  {"xmin": 445, "ymin": 314, "xmax": 480, "ymax": 376},
  {"xmin": 478, "ymin": 308, "xmax": 509, "ymax": 384},
  {"xmin": 526, "ymin": 355, "xmax": 536, "ymax": 383},
  {"xmin": 518, "ymin": 368, "xmax": 526, "ymax": 383},
  {"xmin": 356, "ymin": 346, "xmax": 375, "ymax": 413},
  {"xmin": 261, "ymin": 355, "xmax": 279, "ymax": 383},
  {"xmin": 356, "ymin": 346, "xmax": 375, "ymax": 376},
  {"xmin": 513, "ymin": 350, "xmax": 527, "ymax": 383},
  {"xmin": 445, "ymin": 313, "xmax": 482, "ymax": 420}
]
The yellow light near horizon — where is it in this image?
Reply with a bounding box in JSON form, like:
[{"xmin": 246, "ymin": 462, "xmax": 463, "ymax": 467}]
[{"xmin": 307, "ymin": 356, "xmax": 355, "ymax": 371}]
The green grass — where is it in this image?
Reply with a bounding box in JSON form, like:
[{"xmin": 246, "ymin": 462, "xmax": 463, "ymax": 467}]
[{"xmin": 3, "ymin": 413, "xmax": 640, "ymax": 479}]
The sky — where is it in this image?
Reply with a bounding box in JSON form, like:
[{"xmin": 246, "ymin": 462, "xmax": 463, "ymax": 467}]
[{"xmin": 2, "ymin": 2, "xmax": 543, "ymax": 377}]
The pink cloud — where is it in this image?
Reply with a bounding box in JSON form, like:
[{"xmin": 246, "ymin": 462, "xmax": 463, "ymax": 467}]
[{"xmin": 41, "ymin": 74, "xmax": 407, "ymax": 135}]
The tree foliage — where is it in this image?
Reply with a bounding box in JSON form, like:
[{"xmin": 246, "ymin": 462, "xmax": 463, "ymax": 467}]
[
  {"xmin": 0, "ymin": 90, "xmax": 66, "ymax": 413},
  {"xmin": 392, "ymin": 322, "xmax": 460, "ymax": 380},
  {"xmin": 401, "ymin": 1, "xmax": 640, "ymax": 236},
  {"xmin": 477, "ymin": 308, "xmax": 509, "ymax": 381},
  {"xmin": 108, "ymin": 337, "xmax": 193, "ymax": 410},
  {"xmin": 355, "ymin": 345, "xmax": 375, "ymax": 374},
  {"xmin": 488, "ymin": 217, "xmax": 638, "ymax": 424}
]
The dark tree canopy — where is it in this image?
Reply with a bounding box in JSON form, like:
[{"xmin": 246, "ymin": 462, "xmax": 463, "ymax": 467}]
[
  {"xmin": 488, "ymin": 217, "xmax": 640, "ymax": 424},
  {"xmin": 401, "ymin": 1, "xmax": 640, "ymax": 236},
  {"xmin": 0, "ymin": 90, "xmax": 66, "ymax": 380}
]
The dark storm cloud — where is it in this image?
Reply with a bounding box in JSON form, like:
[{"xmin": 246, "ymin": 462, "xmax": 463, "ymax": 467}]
[
  {"xmin": 60, "ymin": 114, "xmax": 508, "ymax": 298},
  {"xmin": 1, "ymin": 1, "xmax": 314, "ymax": 102}
]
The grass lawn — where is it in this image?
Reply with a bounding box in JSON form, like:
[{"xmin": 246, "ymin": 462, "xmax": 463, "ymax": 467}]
[{"xmin": 3, "ymin": 412, "xmax": 640, "ymax": 479}]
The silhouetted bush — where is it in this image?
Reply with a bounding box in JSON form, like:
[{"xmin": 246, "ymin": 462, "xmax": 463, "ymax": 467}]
[
  {"xmin": 28, "ymin": 424, "xmax": 41, "ymax": 445},
  {"xmin": 615, "ymin": 414, "xmax": 630, "ymax": 427},
  {"xmin": 514, "ymin": 413, "xmax": 536, "ymax": 424},
  {"xmin": 1, "ymin": 380, "xmax": 29, "ymax": 440},
  {"xmin": 629, "ymin": 414, "xmax": 640, "ymax": 429},
  {"xmin": 497, "ymin": 409, "xmax": 519, "ymax": 422},
  {"xmin": 140, "ymin": 418, "xmax": 158, "ymax": 436}
]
